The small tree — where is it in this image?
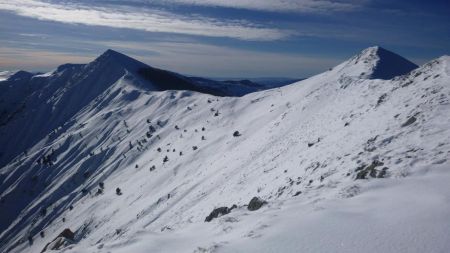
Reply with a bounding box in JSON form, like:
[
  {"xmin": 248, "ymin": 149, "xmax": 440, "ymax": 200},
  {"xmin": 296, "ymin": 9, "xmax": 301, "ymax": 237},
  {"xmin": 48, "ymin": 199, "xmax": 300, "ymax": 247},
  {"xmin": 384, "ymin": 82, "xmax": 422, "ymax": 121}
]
[
  {"xmin": 163, "ymin": 156, "xmax": 169, "ymax": 163},
  {"xmin": 233, "ymin": 131, "xmax": 241, "ymax": 137},
  {"xmin": 116, "ymin": 187, "xmax": 122, "ymax": 195}
]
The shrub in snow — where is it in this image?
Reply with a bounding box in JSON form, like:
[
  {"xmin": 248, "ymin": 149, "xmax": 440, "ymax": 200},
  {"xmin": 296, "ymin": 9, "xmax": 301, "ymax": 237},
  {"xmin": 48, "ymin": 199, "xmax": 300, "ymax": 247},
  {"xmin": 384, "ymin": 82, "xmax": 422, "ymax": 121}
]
[
  {"xmin": 233, "ymin": 131, "xmax": 241, "ymax": 137},
  {"xmin": 149, "ymin": 165, "xmax": 156, "ymax": 171},
  {"xmin": 157, "ymin": 147, "xmax": 162, "ymax": 152},
  {"xmin": 175, "ymin": 125, "xmax": 179, "ymax": 130},
  {"xmin": 40, "ymin": 231, "xmax": 45, "ymax": 238},
  {"xmin": 99, "ymin": 182, "xmax": 104, "ymax": 189},
  {"xmin": 192, "ymin": 146, "xmax": 198, "ymax": 151},
  {"xmin": 247, "ymin": 197, "xmax": 267, "ymax": 211},
  {"xmin": 201, "ymin": 136, "xmax": 205, "ymax": 140},
  {"xmin": 163, "ymin": 156, "xmax": 169, "ymax": 163},
  {"xmin": 116, "ymin": 187, "xmax": 122, "ymax": 195}
]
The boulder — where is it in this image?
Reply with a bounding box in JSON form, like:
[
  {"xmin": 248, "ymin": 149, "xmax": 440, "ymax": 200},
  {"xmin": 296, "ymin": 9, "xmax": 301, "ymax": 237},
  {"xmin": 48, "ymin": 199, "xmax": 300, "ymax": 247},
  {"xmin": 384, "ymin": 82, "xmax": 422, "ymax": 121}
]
[
  {"xmin": 247, "ymin": 197, "xmax": 267, "ymax": 211},
  {"xmin": 205, "ymin": 205, "xmax": 237, "ymax": 222},
  {"xmin": 401, "ymin": 116, "xmax": 417, "ymax": 127}
]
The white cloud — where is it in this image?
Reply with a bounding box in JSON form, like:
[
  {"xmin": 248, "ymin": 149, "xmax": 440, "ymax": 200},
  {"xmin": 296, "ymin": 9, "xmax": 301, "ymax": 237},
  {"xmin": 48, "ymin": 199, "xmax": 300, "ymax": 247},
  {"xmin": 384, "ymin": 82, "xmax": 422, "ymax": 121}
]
[
  {"xmin": 0, "ymin": 0, "xmax": 290, "ymax": 41},
  {"xmin": 159, "ymin": 0, "xmax": 367, "ymax": 13}
]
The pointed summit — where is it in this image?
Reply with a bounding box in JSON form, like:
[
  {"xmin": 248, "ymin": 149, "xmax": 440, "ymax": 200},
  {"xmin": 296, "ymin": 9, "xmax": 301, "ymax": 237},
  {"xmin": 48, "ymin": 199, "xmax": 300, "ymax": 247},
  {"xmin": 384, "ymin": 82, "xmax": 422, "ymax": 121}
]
[
  {"xmin": 92, "ymin": 49, "xmax": 148, "ymax": 71},
  {"xmin": 335, "ymin": 46, "xmax": 418, "ymax": 80}
]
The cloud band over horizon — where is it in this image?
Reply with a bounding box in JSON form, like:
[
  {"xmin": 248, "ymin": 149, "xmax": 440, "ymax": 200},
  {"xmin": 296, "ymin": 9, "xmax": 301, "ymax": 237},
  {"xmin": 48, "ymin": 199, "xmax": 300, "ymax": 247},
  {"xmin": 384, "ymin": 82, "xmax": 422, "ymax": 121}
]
[{"xmin": 0, "ymin": 0, "xmax": 291, "ymax": 41}]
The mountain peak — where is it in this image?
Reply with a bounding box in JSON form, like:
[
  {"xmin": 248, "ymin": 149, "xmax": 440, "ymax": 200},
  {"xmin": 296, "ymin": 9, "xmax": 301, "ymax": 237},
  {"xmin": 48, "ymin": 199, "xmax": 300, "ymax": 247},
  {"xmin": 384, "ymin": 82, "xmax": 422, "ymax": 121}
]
[
  {"xmin": 356, "ymin": 46, "xmax": 418, "ymax": 80},
  {"xmin": 94, "ymin": 49, "xmax": 143, "ymax": 66},
  {"xmin": 340, "ymin": 46, "xmax": 418, "ymax": 80}
]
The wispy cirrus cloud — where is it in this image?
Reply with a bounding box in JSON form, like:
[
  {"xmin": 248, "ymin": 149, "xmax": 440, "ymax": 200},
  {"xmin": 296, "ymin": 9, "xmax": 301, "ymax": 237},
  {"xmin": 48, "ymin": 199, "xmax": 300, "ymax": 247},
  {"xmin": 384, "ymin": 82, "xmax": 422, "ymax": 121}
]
[
  {"xmin": 0, "ymin": 0, "xmax": 291, "ymax": 41},
  {"xmin": 159, "ymin": 0, "xmax": 368, "ymax": 13}
]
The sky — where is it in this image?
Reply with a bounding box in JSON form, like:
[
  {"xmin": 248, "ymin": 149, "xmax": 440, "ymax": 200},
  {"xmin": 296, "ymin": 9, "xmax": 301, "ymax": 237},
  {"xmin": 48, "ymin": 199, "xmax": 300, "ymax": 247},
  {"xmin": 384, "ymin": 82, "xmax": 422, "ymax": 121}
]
[{"xmin": 0, "ymin": 0, "xmax": 449, "ymax": 78}]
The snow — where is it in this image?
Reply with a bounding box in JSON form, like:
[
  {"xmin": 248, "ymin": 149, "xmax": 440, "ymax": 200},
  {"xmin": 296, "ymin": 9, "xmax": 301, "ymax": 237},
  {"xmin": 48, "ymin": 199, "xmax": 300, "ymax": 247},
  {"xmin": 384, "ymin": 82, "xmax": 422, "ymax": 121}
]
[
  {"xmin": 0, "ymin": 47, "xmax": 449, "ymax": 253},
  {"xmin": 0, "ymin": 71, "xmax": 17, "ymax": 81}
]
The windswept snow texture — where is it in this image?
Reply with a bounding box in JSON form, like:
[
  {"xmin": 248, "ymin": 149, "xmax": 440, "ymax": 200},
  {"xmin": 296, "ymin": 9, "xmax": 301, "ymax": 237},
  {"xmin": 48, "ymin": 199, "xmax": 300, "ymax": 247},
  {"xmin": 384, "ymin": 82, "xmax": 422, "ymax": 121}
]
[{"xmin": 1, "ymin": 47, "xmax": 450, "ymax": 253}]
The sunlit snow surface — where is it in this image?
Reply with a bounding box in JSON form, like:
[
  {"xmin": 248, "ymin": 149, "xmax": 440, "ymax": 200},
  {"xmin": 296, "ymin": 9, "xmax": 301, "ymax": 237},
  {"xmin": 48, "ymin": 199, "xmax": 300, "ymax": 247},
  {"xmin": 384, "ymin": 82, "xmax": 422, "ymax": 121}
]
[{"xmin": 0, "ymin": 48, "xmax": 449, "ymax": 253}]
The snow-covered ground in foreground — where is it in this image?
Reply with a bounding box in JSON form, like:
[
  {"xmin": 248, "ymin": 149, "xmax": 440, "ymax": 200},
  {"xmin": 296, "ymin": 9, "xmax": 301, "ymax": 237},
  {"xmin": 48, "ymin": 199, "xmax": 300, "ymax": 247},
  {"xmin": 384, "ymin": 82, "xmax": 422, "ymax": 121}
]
[{"xmin": 0, "ymin": 46, "xmax": 449, "ymax": 253}]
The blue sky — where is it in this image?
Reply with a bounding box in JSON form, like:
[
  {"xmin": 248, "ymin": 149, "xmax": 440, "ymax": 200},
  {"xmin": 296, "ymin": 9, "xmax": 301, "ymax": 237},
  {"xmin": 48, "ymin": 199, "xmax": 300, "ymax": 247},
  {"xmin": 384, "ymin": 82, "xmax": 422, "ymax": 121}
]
[{"xmin": 0, "ymin": 0, "xmax": 449, "ymax": 78}]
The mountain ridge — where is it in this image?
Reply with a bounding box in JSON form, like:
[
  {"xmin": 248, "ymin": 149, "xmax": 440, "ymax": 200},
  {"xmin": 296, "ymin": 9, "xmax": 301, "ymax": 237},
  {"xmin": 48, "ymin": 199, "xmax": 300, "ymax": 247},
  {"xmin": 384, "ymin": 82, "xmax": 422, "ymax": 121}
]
[{"xmin": 0, "ymin": 47, "xmax": 449, "ymax": 253}]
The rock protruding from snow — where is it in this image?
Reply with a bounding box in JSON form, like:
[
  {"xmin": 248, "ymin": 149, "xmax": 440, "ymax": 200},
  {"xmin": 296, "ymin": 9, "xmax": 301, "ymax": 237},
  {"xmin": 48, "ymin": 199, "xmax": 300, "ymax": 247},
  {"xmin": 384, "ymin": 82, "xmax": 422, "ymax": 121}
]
[
  {"xmin": 247, "ymin": 197, "xmax": 267, "ymax": 211},
  {"xmin": 205, "ymin": 205, "xmax": 237, "ymax": 222},
  {"xmin": 41, "ymin": 228, "xmax": 75, "ymax": 252}
]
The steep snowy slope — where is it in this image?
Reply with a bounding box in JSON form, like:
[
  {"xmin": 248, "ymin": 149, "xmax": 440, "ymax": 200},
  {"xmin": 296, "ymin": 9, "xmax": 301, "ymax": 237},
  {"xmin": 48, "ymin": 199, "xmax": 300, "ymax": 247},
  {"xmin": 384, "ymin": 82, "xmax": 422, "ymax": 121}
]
[
  {"xmin": 1, "ymin": 47, "xmax": 449, "ymax": 253},
  {"xmin": 0, "ymin": 50, "xmax": 261, "ymax": 170}
]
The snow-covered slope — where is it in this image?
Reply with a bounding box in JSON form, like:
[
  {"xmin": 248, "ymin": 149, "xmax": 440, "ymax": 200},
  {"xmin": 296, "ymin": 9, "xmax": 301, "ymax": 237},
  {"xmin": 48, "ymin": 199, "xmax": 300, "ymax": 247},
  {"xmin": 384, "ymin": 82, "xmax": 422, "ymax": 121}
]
[
  {"xmin": 329, "ymin": 46, "xmax": 418, "ymax": 80},
  {"xmin": 1, "ymin": 47, "xmax": 449, "ymax": 253}
]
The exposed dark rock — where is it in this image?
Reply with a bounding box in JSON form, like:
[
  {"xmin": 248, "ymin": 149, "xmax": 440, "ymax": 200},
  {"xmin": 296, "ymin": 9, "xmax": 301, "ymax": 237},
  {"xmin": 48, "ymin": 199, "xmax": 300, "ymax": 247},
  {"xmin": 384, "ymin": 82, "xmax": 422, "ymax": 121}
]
[
  {"xmin": 355, "ymin": 160, "xmax": 385, "ymax": 179},
  {"xmin": 377, "ymin": 93, "xmax": 387, "ymax": 106},
  {"xmin": 205, "ymin": 205, "xmax": 237, "ymax": 222},
  {"xmin": 401, "ymin": 116, "xmax": 417, "ymax": 127},
  {"xmin": 293, "ymin": 191, "xmax": 302, "ymax": 196},
  {"xmin": 41, "ymin": 228, "xmax": 75, "ymax": 252},
  {"xmin": 247, "ymin": 197, "xmax": 267, "ymax": 211}
]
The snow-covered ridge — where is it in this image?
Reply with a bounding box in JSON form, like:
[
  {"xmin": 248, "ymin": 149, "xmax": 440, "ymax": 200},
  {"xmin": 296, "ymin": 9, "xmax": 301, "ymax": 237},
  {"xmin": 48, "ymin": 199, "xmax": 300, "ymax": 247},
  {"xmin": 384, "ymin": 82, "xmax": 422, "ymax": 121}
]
[{"xmin": 0, "ymin": 47, "xmax": 449, "ymax": 253}]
